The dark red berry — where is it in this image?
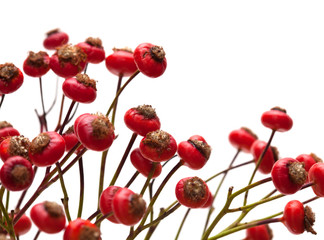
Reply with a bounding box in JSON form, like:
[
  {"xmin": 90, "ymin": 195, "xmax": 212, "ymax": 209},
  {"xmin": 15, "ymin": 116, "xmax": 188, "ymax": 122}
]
[
  {"xmin": 77, "ymin": 37, "xmax": 105, "ymax": 64},
  {"xmin": 105, "ymin": 48, "xmax": 138, "ymax": 77},
  {"xmin": 244, "ymin": 225, "xmax": 273, "ymax": 240},
  {"xmin": 130, "ymin": 148, "xmax": 162, "ymax": 178},
  {"xmin": 308, "ymin": 162, "xmax": 324, "ymax": 197},
  {"xmin": 124, "ymin": 104, "xmax": 161, "ymax": 136},
  {"xmin": 0, "ymin": 121, "xmax": 20, "ymax": 144},
  {"xmin": 228, "ymin": 127, "xmax": 258, "ymax": 153},
  {"xmin": 63, "ymin": 218, "xmax": 101, "ymax": 240},
  {"xmin": 0, "ymin": 135, "xmax": 30, "ymax": 162},
  {"xmin": 261, "ymin": 107, "xmax": 293, "ymax": 132},
  {"xmin": 43, "ymin": 29, "xmax": 69, "ymax": 50},
  {"xmin": 23, "ymin": 51, "xmax": 50, "ymax": 77},
  {"xmin": 14, "ymin": 214, "xmax": 32, "ymax": 236},
  {"xmin": 133, "ymin": 43, "xmax": 167, "ymax": 78},
  {"xmin": 0, "ymin": 63, "xmax": 24, "ymax": 94},
  {"xmin": 99, "ymin": 186, "xmax": 121, "ymax": 224},
  {"xmin": 250, "ymin": 140, "xmax": 278, "ymax": 174}
]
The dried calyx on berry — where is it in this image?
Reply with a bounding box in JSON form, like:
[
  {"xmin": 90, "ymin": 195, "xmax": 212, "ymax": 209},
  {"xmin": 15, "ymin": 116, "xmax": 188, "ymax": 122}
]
[
  {"xmin": 0, "ymin": 63, "xmax": 19, "ymax": 81},
  {"xmin": 57, "ymin": 44, "xmax": 87, "ymax": 66},
  {"xmin": 26, "ymin": 51, "xmax": 49, "ymax": 68},
  {"xmin": 85, "ymin": 37, "xmax": 104, "ymax": 49},
  {"xmin": 0, "ymin": 63, "xmax": 24, "ymax": 94},
  {"xmin": 0, "ymin": 135, "xmax": 30, "ymax": 162}
]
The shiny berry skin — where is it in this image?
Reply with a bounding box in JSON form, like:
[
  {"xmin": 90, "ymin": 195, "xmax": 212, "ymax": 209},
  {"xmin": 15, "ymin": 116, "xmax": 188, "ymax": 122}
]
[
  {"xmin": 62, "ymin": 126, "xmax": 84, "ymax": 154},
  {"xmin": 177, "ymin": 135, "xmax": 212, "ymax": 170},
  {"xmin": 0, "ymin": 156, "xmax": 34, "ymax": 191},
  {"xmin": 308, "ymin": 162, "xmax": 324, "ymax": 197},
  {"xmin": 281, "ymin": 200, "xmax": 316, "ymax": 235},
  {"xmin": 14, "ymin": 214, "xmax": 32, "ymax": 236},
  {"xmin": 28, "ymin": 131, "xmax": 66, "ymax": 167},
  {"xmin": 201, "ymin": 190, "xmax": 213, "ymax": 208},
  {"xmin": 130, "ymin": 148, "xmax": 162, "ymax": 178},
  {"xmin": 124, "ymin": 104, "xmax": 161, "ymax": 136},
  {"xmin": 30, "ymin": 201, "xmax": 66, "ymax": 234},
  {"xmin": 228, "ymin": 127, "xmax": 258, "ymax": 153},
  {"xmin": 250, "ymin": 140, "xmax": 278, "ymax": 174},
  {"xmin": 112, "ymin": 187, "xmax": 146, "ymax": 226},
  {"xmin": 74, "ymin": 113, "xmax": 115, "ymax": 152},
  {"xmin": 0, "ymin": 63, "xmax": 24, "ymax": 94},
  {"xmin": 244, "ymin": 225, "xmax": 272, "ymax": 240},
  {"xmin": 296, "ymin": 153, "xmax": 322, "ymax": 173},
  {"xmin": 62, "ymin": 73, "xmax": 97, "ymax": 103},
  {"xmin": 23, "ymin": 51, "xmax": 50, "ymax": 77},
  {"xmin": 271, "ymin": 157, "xmax": 307, "ymax": 195},
  {"xmin": 99, "ymin": 186, "xmax": 121, "ymax": 224},
  {"xmin": 63, "ymin": 218, "xmax": 101, "ymax": 240},
  {"xmin": 105, "ymin": 48, "xmax": 138, "ymax": 77},
  {"xmin": 43, "ymin": 29, "xmax": 69, "ymax": 50},
  {"xmin": 0, "ymin": 135, "xmax": 30, "ymax": 162},
  {"xmin": 49, "ymin": 44, "xmax": 87, "ymax": 78},
  {"xmin": 133, "ymin": 43, "xmax": 167, "ymax": 78},
  {"xmin": 175, "ymin": 176, "xmax": 210, "ymax": 208},
  {"xmin": 77, "ymin": 37, "xmax": 105, "ymax": 64},
  {"xmin": 0, "ymin": 121, "xmax": 20, "ymax": 144},
  {"xmin": 261, "ymin": 107, "xmax": 293, "ymax": 132},
  {"xmin": 139, "ymin": 130, "xmax": 177, "ymax": 162}
]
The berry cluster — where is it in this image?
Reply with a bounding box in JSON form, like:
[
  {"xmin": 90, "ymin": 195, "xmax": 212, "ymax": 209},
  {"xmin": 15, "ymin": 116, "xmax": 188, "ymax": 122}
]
[{"xmin": 0, "ymin": 28, "xmax": 323, "ymax": 240}]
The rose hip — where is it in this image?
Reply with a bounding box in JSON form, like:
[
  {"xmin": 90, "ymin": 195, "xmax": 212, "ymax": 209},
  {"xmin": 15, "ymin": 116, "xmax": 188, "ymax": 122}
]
[
  {"xmin": 105, "ymin": 48, "xmax": 138, "ymax": 77},
  {"xmin": 77, "ymin": 37, "xmax": 105, "ymax": 64},
  {"xmin": 261, "ymin": 107, "xmax": 293, "ymax": 132},
  {"xmin": 228, "ymin": 127, "xmax": 258, "ymax": 153},
  {"xmin": 0, "ymin": 63, "xmax": 24, "ymax": 94},
  {"xmin": 43, "ymin": 29, "xmax": 69, "ymax": 50},
  {"xmin": 99, "ymin": 186, "xmax": 121, "ymax": 224},
  {"xmin": 0, "ymin": 135, "xmax": 30, "ymax": 162},
  {"xmin": 23, "ymin": 51, "xmax": 50, "ymax": 77},
  {"xmin": 63, "ymin": 218, "xmax": 101, "ymax": 240},
  {"xmin": 250, "ymin": 140, "xmax": 278, "ymax": 174},
  {"xmin": 244, "ymin": 225, "xmax": 273, "ymax": 240},
  {"xmin": 130, "ymin": 148, "xmax": 162, "ymax": 178},
  {"xmin": 308, "ymin": 162, "xmax": 324, "ymax": 197},
  {"xmin": 0, "ymin": 121, "xmax": 20, "ymax": 144},
  {"xmin": 14, "ymin": 214, "xmax": 32, "ymax": 236}
]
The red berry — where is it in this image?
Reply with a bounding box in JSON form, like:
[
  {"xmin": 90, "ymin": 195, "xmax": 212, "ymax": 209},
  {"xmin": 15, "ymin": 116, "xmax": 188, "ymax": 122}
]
[
  {"xmin": 43, "ymin": 29, "xmax": 69, "ymax": 50},
  {"xmin": 74, "ymin": 113, "xmax": 115, "ymax": 152},
  {"xmin": 23, "ymin": 51, "xmax": 50, "ymax": 77},
  {"xmin": 63, "ymin": 218, "xmax": 101, "ymax": 240},
  {"xmin": 228, "ymin": 127, "xmax": 258, "ymax": 153},
  {"xmin": 0, "ymin": 156, "xmax": 34, "ymax": 191},
  {"xmin": 261, "ymin": 107, "xmax": 293, "ymax": 132},
  {"xmin": 77, "ymin": 37, "xmax": 105, "ymax": 64},
  {"xmin": 49, "ymin": 44, "xmax": 87, "ymax": 78},
  {"xmin": 281, "ymin": 200, "xmax": 316, "ymax": 235},
  {"xmin": 308, "ymin": 162, "xmax": 324, "ymax": 197},
  {"xmin": 0, "ymin": 63, "xmax": 24, "ymax": 94},
  {"xmin": 62, "ymin": 73, "xmax": 97, "ymax": 103},
  {"xmin": 105, "ymin": 48, "xmax": 138, "ymax": 77},
  {"xmin": 124, "ymin": 104, "xmax": 161, "ymax": 136},
  {"xmin": 271, "ymin": 157, "xmax": 307, "ymax": 195},
  {"xmin": 139, "ymin": 130, "xmax": 177, "ymax": 162},
  {"xmin": 296, "ymin": 153, "xmax": 322, "ymax": 173},
  {"xmin": 0, "ymin": 135, "xmax": 30, "ymax": 162},
  {"xmin": 201, "ymin": 190, "xmax": 213, "ymax": 208},
  {"xmin": 62, "ymin": 126, "xmax": 84, "ymax": 154},
  {"xmin": 99, "ymin": 186, "xmax": 121, "ymax": 224},
  {"xmin": 28, "ymin": 131, "xmax": 66, "ymax": 167},
  {"xmin": 30, "ymin": 201, "xmax": 66, "ymax": 234},
  {"xmin": 175, "ymin": 176, "xmax": 210, "ymax": 208},
  {"xmin": 244, "ymin": 225, "xmax": 272, "ymax": 240},
  {"xmin": 112, "ymin": 188, "xmax": 146, "ymax": 226},
  {"xmin": 0, "ymin": 121, "xmax": 20, "ymax": 144},
  {"xmin": 133, "ymin": 43, "xmax": 167, "ymax": 78},
  {"xmin": 14, "ymin": 214, "xmax": 32, "ymax": 236},
  {"xmin": 250, "ymin": 140, "xmax": 278, "ymax": 174},
  {"xmin": 130, "ymin": 148, "xmax": 162, "ymax": 178},
  {"xmin": 177, "ymin": 135, "xmax": 211, "ymax": 170}
]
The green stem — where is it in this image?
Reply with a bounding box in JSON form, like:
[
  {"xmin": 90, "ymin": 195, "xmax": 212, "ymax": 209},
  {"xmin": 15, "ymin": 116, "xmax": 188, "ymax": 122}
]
[
  {"xmin": 97, "ymin": 149, "xmax": 108, "ymax": 210},
  {"xmin": 111, "ymin": 74, "xmax": 123, "ymax": 126},
  {"xmin": 175, "ymin": 208, "xmax": 191, "ymax": 240},
  {"xmin": 77, "ymin": 158, "xmax": 84, "ymax": 218},
  {"xmin": 0, "ymin": 187, "xmax": 15, "ymax": 239},
  {"xmin": 140, "ymin": 163, "xmax": 157, "ymax": 196},
  {"xmin": 55, "ymin": 162, "xmax": 71, "ymax": 222}
]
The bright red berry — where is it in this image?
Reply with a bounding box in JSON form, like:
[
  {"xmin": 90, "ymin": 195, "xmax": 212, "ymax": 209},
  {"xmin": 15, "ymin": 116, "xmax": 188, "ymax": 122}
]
[
  {"xmin": 62, "ymin": 73, "xmax": 97, "ymax": 103},
  {"xmin": 62, "ymin": 126, "xmax": 84, "ymax": 154},
  {"xmin": 30, "ymin": 201, "xmax": 66, "ymax": 234},
  {"xmin": 244, "ymin": 225, "xmax": 273, "ymax": 240},
  {"xmin": 175, "ymin": 176, "xmax": 210, "ymax": 208},
  {"xmin": 139, "ymin": 130, "xmax": 177, "ymax": 162},
  {"xmin": 23, "ymin": 51, "xmax": 50, "ymax": 77},
  {"xmin": 261, "ymin": 107, "xmax": 293, "ymax": 132},
  {"xmin": 63, "ymin": 218, "xmax": 101, "ymax": 240},
  {"xmin": 281, "ymin": 200, "xmax": 316, "ymax": 235},
  {"xmin": 99, "ymin": 186, "xmax": 121, "ymax": 224},
  {"xmin": 124, "ymin": 104, "xmax": 161, "ymax": 136},
  {"xmin": 200, "ymin": 190, "xmax": 213, "ymax": 208},
  {"xmin": 308, "ymin": 162, "xmax": 324, "ymax": 197},
  {"xmin": 0, "ymin": 121, "xmax": 20, "ymax": 144},
  {"xmin": 28, "ymin": 131, "xmax": 66, "ymax": 167},
  {"xmin": 77, "ymin": 37, "xmax": 105, "ymax": 64},
  {"xmin": 177, "ymin": 135, "xmax": 211, "ymax": 170},
  {"xmin": 133, "ymin": 43, "xmax": 167, "ymax": 78},
  {"xmin": 74, "ymin": 113, "xmax": 115, "ymax": 152},
  {"xmin": 14, "ymin": 214, "xmax": 32, "ymax": 236},
  {"xmin": 112, "ymin": 188, "xmax": 146, "ymax": 226},
  {"xmin": 250, "ymin": 140, "xmax": 278, "ymax": 174},
  {"xmin": 130, "ymin": 148, "xmax": 162, "ymax": 178},
  {"xmin": 105, "ymin": 48, "xmax": 138, "ymax": 77},
  {"xmin": 0, "ymin": 135, "xmax": 30, "ymax": 162},
  {"xmin": 271, "ymin": 157, "xmax": 307, "ymax": 195},
  {"xmin": 0, "ymin": 63, "xmax": 24, "ymax": 94},
  {"xmin": 296, "ymin": 153, "xmax": 322, "ymax": 173},
  {"xmin": 228, "ymin": 127, "xmax": 258, "ymax": 153},
  {"xmin": 0, "ymin": 156, "xmax": 34, "ymax": 191},
  {"xmin": 43, "ymin": 29, "xmax": 69, "ymax": 50},
  {"xmin": 49, "ymin": 44, "xmax": 87, "ymax": 78}
]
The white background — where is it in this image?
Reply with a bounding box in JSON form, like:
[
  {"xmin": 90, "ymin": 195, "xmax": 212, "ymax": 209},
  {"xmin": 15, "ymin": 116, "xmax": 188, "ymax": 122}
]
[{"xmin": 1, "ymin": 0, "xmax": 324, "ymax": 239}]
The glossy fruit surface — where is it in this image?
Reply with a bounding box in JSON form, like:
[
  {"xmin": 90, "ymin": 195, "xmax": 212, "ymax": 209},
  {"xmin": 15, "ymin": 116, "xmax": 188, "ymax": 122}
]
[
  {"xmin": 133, "ymin": 43, "xmax": 167, "ymax": 78},
  {"xmin": 0, "ymin": 121, "xmax": 20, "ymax": 144},
  {"xmin": 30, "ymin": 201, "xmax": 66, "ymax": 233},
  {"xmin": 244, "ymin": 225, "xmax": 272, "ymax": 240},
  {"xmin": 0, "ymin": 135, "xmax": 30, "ymax": 162},
  {"xmin": 14, "ymin": 214, "xmax": 32, "ymax": 236},
  {"xmin": 105, "ymin": 48, "xmax": 138, "ymax": 77},
  {"xmin": 296, "ymin": 153, "xmax": 321, "ymax": 172},
  {"xmin": 0, "ymin": 156, "xmax": 34, "ymax": 191},
  {"xmin": 99, "ymin": 185, "xmax": 121, "ymax": 224},
  {"xmin": 228, "ymin": 127, "xmax": 258, "ymax": 153},
  {"xmin": 62, "ymin": 73, "xmax": 97, "ymax": 103},
  {"xmin": 28, "ymin": 131, "xmax": 66, "ymax": 167},
  {"xmin": 0, "ymin": 63, "xmax": 24, "ymax": 94},
  {"xmin": 77, "ymin": 37, "xmax": 105, "ymax": 64},
  {"xmin": 282, "ymin": 200, "xmax": 305, "ymax": 234},
  {"xmin": 23, "ymin": 51, "xmax": 50, "ymax": 77},
  {"xmin": 124, "ymin": 104, "xmax": 161, "ymax": 136},
  {"xmin": 62, "ymin": 126, "xmax": 84, "ymax": 154},
  {"xmin": 139, "ymin": 130, "xmax": 177, "ymax": 162},
  {"xmin": 63, "ymin": 218, "xmax": 100, "ymax": 240},
  {"xmin": 261, "ymin": 107, "xmax": 293, "ymax": 132},
  {"xmin": 177, "ymin": 135, "xmax": 211, "ymax": 170},
  {"xmin": 130, "ymin": 148, "xmax": 162, "ymax": 178},
  {"xmin": 250, "ymin": 140, "xmax": 277, "ymax": 174},
  {"xmin": 112, "ymin": 188, "xmax": 146, "ymax": 226},
  {"xmin": 175, "ymin": 176, "xmax": 210, "ymax": 208},
  {"xmin": 200, "ymin": 190, "xmax": 213, "ymax": 208},
  {"xmin": 308, "ymin": 162, "xmax": 324, "ymax": 197},
  {"xmin": 43, "ymin": 29, "xmax": 69, "ymax": 50}
]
